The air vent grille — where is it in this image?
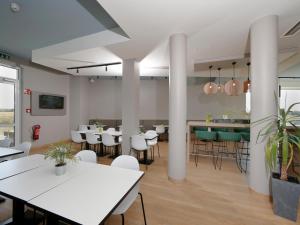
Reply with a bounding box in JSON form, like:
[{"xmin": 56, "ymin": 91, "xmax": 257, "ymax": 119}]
[{"xmin": 284, "ymin": 21, "xmax": 300, "ymax": 37}]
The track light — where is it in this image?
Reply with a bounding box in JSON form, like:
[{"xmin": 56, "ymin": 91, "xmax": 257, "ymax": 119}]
[
  {"xmin": 76, "ymin": 68, "xmax": 79, "ymax": 74},
  {"xmin": 105, "ymin": 66, "xmax": 108, "ymax": 72}
]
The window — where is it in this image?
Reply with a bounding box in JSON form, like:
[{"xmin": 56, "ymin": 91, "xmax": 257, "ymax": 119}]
[{"xmin": 0, "ymin": 64, "xmax": 20, "ymax": 146}]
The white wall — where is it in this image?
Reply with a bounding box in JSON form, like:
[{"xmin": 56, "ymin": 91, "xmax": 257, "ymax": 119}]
[
  {"xmin": 86, "ymin": 78, "xmax": 246, "ymax": 120},
  {"xmin": 21, "ymin": 65, "xmax": 70, "ymax": 147},
  {"xmin": 69, "ymin": 76, "xmax": 89, "ymax": 130}
]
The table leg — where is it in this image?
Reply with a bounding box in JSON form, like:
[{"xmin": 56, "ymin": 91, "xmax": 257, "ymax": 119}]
[
  {"xmin": 12, "ymin": 199, "xmax": 25, "ymax": 224},
  {"xmin": 0, "ymin": 196, "xmax": 5, "ymax": 203},
  {"xmin": 139, "ymin": 150, "xmax": 153, "ymax": 165}
]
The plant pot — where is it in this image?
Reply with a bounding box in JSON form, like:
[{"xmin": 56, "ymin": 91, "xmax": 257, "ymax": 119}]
[
  {"xmin": 55, "ymin": 163, "xmax": 66, "ymax": 176},
  {"xmin": 271, "ymin": 173, "xmax": 300, "ymax": 221}
]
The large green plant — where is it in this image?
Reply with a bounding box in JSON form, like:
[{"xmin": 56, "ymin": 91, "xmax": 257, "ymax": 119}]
[
  {"xmin": 254, "ymin": 100, "xmax": 300, "ymax": 181},
  {"xmin": 44, "ymin": 143, "xmax": 76, "ymax": 166}
]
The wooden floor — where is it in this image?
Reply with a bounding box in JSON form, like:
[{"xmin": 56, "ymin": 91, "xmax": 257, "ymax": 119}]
[{"xmin": 1, "ymin": 141, "xmax": 300, "ymax": 225}]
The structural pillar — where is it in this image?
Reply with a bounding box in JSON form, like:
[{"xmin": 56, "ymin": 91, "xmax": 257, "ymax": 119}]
[
  {"xmin": 122, "ymin": 59, "xmax": 140, "ymax": 154},
  {"xmin": 249, "ymin": 15, "xmax": 278, "ymax": 195},
  {"xmin": 168, "ymin": 33, "xmax": 187, "ymax": 181}
]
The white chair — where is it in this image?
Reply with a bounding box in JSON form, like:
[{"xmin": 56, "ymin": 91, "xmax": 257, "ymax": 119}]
[
  {"xmin": 79, "ymin": 125, "xmax": 88, "ymax": 131},
  {"xmin": 111, "ymin": 155, "xmax": 147, "ymax": 225},
  {"xmin": 75, "ymin": 150, "xmax": 97, "ymax": 163},
  {"xmin": 145, "ymin": 130, "xmax": 160, "ymax": 158},
  {"xmin": 155, "ymin": 125, "xmax": 165, "ymax": 141},
  {"xmin": 102, "ymin": 133, "xmax": 120, "ymax": 157},
  {"xmin": 14, "ymin": 142, "xmax": 32, "ymax": 158},
  {"xmin": 0, "ymin": 138, "xmax": 11, "ymax": 147},
  {"xmin": 71, "ymin": 130, "xmax": 86, "ymax": 150},
  {"xmin": 106, "ymin": 127, "xmax": 116, "ymax": 133},
  {"xmin": 130, "ymin": 135, "xmax": 150, "ymax": 169},
  {"xmin": 89, "ymin": 124, "xmax": 97, "ymax": 130},
  {"xmin": 86, "ymin": 132, "xmax": 101, "ymax": 154}
]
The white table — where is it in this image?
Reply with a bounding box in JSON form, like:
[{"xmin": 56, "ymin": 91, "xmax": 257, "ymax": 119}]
[
  {"xmin": 153, "ymin": 124, "xmax": 168, "ymax": 128},
  {"xmin": 0, "ymin": 155, "xmax": 144, "ymax": 225},
  {"xmin": 0, "ymin": 147, "xmax": 24, "ymax": 159},
  {"xmin": 29, "ymin": 163, "xmax": 143, "ymax": 225},
  {"xmin": 0, "ymin": 154, "xmax": 46, "ymax": 180},
  {"xmin": 186, "ymin": 121, "xmax": 250, "ymax": 160}
]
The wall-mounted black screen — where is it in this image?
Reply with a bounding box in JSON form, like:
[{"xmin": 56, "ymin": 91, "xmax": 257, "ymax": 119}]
[{"xmin": 39, "ymin": 95, "xmax": 64, "ymax": 109}]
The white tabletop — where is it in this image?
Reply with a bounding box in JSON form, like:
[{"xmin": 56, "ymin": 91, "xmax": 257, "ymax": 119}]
[
  {"xmin": 187, "ymin": 121, "xmax": 250, "ymax": 128},
  {"xmin": 94, "ymin": 130, "xmax": 122, "ymax": 137},
  {"xmin": 29, "ymin": 163, "xmax": 143, "ymax": 225},
  {"xmin": 0, "ymin": 147, "xmax": 24, "ymax": 158},
  {"xmin": 77, "ymin": 129, "xmax": 98, "ymax": 134},
  {"xmin": 0, "ymin": 161, "xmax": 82, "ymax": 201},
  {"xmin": 153, "ymin": 124, "xmax": 169, "ymax": 127},
  {"xmin": 0, "ymin": 154, "xmax": 46, "ymax": 180}
]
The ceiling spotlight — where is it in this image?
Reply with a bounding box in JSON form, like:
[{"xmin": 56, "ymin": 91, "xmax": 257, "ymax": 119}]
[
  {"xmin": 89, "ymin": 78, "xmax": 95, "ymax": 83},
  {"xmin": 76, "ymin": 68, "xmax": 79, "ymax": 74},
  {"xmin": 105, "ymin": 66, "xmax": 108, "ymax": 72},
  {"xmin": 10, "ymin": 2, "xmax": 21, "ymax": 13}
]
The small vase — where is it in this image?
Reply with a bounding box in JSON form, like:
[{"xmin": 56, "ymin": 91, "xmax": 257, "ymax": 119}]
[{"xmin": 55, "ymin": 164, "xmax": 66, "ymax": 176}]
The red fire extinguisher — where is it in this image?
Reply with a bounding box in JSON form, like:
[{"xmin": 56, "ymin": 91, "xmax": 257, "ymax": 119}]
[{"xmin": 32, "ymin": 125, "xmax": 41, "ymax": 140}]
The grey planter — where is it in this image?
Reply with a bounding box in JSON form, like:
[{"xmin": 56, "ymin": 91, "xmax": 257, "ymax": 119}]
[{"xmin": 272, "ymin": 173, "xmax": 300, "ymax": 221}]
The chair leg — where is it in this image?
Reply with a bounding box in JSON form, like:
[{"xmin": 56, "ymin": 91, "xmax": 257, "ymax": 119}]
[
  {"xmin": 121, "ymin": 214, "xmax": 124, "ymax": 225},
  {"xmin": 157, "ymin": 143, "xmax": 160, "ymax": 158},
  {"xmin": 138, "ymin": 192, "xmax": 147, "ymax": 225}
]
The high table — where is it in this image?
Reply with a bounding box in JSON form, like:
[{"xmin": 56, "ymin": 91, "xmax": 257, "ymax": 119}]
[
  {"xmin": 0, "ymin": 155, "xmax": 144, "ymax": 225},
  {"xmin": 186, "ymin": 121, "xmax": 250, "ymax": 161}
]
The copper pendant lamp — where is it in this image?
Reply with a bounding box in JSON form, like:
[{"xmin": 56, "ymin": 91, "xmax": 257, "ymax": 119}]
[
  {"xmin": 203, "ymin": 65, "xmax": 217, "ymax": 95},
  {"xmin": 217, "ymin": 67, "xmax": 224, "ymax": 93},
  {"xmin": 243, "ymin": 62, "xmax": 251, "ymax": 93},
  {"xmin": 225, "ymin": 62, "xmax": 241, "ymax": 96}
]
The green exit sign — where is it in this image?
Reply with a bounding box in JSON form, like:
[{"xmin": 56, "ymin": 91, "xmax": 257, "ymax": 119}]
[{"xmin": 0, "ymin": 51, "xmax": 10, "ymax": 60}]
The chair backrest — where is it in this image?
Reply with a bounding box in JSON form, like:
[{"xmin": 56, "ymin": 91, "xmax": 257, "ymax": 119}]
[
  {"xmin": 106, "ymin": 127, "xmax": 116, "ymax": 133},
  {"xmin": 111, "ymin": 155, "xmax": 140, "ymax": 215},
  {"xmin": 15, "ymin": 142, "xmax": 32, "ymax": 156},
  {"xmin": 155, "ymin": 125, "xmax": 165, "ymax": 134},
  {"xmin": 79, "ymin": 125, "xmax": 88, "ymax": 131},
  {"xmin": 89, "ymin": 125, "xmax": 97, "ymax": 130},
  {"xmin": 145, "ymin": 130, "xmax": 157, "ymax": 138},
  {"xmin": 75, "ymin": 150, "xmax": 97, "ymax": 163},
  {"xmin": 0, "ymin": 138, "xmax": 11, "ymax": 147},
  {"xmin": 131, "ymin": 135, "xmax": 147, "ymax": 151},
  {"xmin": 71, "ymin": 130, "xmax": 83, "ymax": 142},
  {"xmin": 102, "ymin": 133, "xmax": 115, "ymax": 146},
  {"xmin": 86, "ymin": 132, "xmax": 99, "ymax": 144}
]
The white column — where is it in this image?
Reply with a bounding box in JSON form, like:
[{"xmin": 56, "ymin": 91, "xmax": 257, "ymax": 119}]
[
  {"xmin": 249, "ymin": 15, "xmax": 278, "ymax": 195},
  {"xmin": 122, "ymin": 59, "xmax": 140, "ymax": 154},
  {"xmin": 168, "ymin": 33, "xmax": 187, "ymax": 181}
]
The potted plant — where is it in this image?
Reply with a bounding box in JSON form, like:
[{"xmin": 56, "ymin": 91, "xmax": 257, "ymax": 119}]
[
  {"xmin": 255, "ymin": 101, "xmax": 300, "ymax": 221},
  {"xmin": 44, "ymin": 143, "xmax": 76, "ymax": 176}
]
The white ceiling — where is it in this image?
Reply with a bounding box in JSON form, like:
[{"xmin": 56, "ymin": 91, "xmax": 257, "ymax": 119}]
[{"xmin": 31, "ymin": 0, "xmax": 300, "ymax": 77}]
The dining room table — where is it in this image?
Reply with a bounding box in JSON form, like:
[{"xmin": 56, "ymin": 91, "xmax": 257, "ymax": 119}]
[
  {"xmin": 0, "ymin": 147, "xmax": 25, "ymax": 204},
  {"xmin": 0, "ymin": 154, "xmax": 144, "ymax": 225}
]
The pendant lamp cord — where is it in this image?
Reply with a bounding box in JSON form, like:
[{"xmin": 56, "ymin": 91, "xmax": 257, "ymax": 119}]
[
  {"xmin": 232, "ymin": 61, "xmax": 236, "ymax": 80},
  {"xmin": 247, "ymin": 62, "xmax": 251, "ymax": 81},
  {"xmin": 218, "ymin": 67, "xmax": 221, "ymax": 85},
  {"xmin": 209, "ymin": 65, "xmax": 213, "ymax": 83}
]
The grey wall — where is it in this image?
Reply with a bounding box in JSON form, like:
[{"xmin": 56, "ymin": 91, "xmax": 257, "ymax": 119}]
[
  {"xmin": 86, "ymin": 78, "xmax": 247, "ymax": 120},
  {"xmin": 21, "ymin": 65, "xmax": 70, "ymax": 147},
  {"xmin": 69, "ymin": 76, "xmax": 89, "ymax": 130}
]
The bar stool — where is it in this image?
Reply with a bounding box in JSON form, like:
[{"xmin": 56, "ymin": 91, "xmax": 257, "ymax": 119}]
[
  {"xmin": 193, "ymin": 127, "xmax": 208, "ymax": 154},
  {"xmin": 215, "ymin": 131, "xmax": 241, "ymax": 170},
  {"xmin": 194, "ymin": 130, "xmax": 217, "ymax": 167},
  {"xmin": 238, "ymin": 132, "xmax": 250, "ymax": 173}
]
